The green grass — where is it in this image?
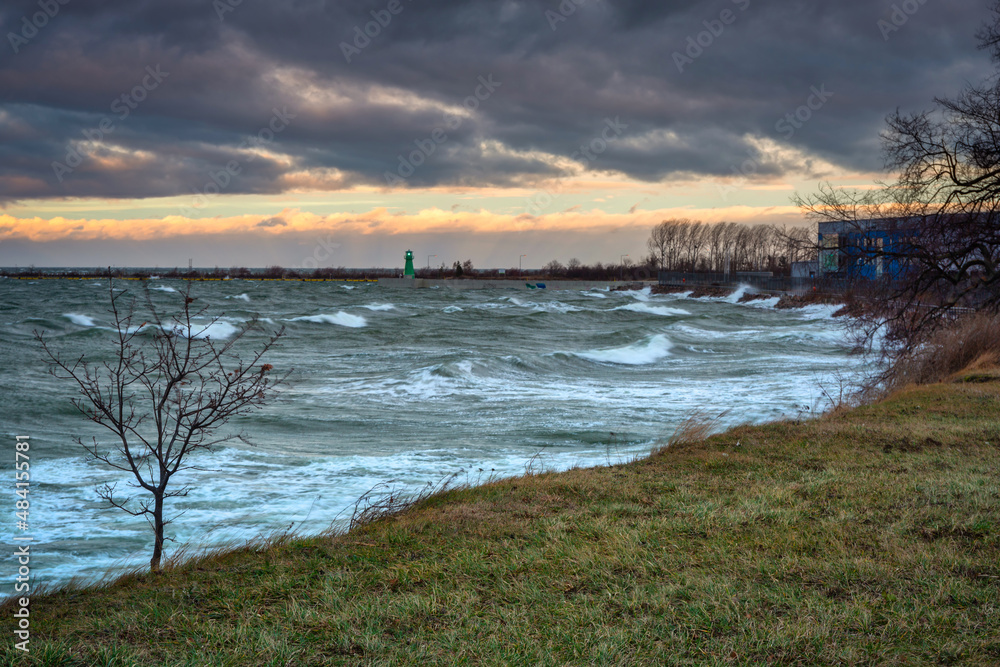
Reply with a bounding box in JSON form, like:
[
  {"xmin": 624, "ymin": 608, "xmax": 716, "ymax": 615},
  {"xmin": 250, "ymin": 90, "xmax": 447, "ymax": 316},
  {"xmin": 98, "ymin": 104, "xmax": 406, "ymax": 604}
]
[{"xmin": 5, "ymin": 369, "xmax": 1000, "ymax": 666}]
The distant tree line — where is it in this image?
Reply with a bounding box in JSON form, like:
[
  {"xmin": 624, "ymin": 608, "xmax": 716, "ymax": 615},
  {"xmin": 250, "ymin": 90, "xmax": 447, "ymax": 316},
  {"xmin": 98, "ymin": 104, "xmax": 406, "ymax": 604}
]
[
  {"xmin": 644, "ymin": 219, "xmax": 816, "ymax": 274},
  {"xmin": 3, "ymin": 219, "xmax": 819, "ymax": 281}
]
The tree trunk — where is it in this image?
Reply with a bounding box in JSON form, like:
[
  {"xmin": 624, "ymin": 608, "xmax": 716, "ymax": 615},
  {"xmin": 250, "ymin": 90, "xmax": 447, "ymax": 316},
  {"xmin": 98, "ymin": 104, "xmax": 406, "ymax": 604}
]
[{"xmin": 150, "ymin": 493, "xmax": 164, "ymax": 571}]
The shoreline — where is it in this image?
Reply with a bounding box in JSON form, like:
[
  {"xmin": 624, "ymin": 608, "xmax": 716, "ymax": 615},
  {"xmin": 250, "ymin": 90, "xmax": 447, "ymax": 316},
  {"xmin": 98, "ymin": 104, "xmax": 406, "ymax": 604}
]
[
  {"xmin": 653, "ymin": 283, "xmax": 847, "ymax": 311},
  {"xmin": 5, "ymin": 365, "xmax": 998, "ymax": 663}
]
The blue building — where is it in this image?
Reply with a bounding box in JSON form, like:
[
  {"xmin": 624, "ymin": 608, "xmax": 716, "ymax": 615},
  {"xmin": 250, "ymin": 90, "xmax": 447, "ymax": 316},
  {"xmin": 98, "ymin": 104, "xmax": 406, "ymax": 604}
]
[{"xmin": 817, "ymin": 219, "xmax": 914, "ymax": 280}]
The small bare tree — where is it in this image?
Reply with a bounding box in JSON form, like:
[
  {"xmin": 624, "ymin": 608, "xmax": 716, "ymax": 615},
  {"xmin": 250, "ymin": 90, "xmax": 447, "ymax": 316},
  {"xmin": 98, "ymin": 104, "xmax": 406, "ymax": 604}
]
[{"xmin": 36, "ymin": 280, "xmax": 286, "ymax": 571}]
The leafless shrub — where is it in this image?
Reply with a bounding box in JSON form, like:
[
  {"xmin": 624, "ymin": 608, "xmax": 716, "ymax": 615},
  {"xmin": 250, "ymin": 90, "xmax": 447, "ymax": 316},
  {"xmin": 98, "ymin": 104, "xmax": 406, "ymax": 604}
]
[{"xmin": 872, "ymin": 312, "xmax": 1000, "ymax": 397}]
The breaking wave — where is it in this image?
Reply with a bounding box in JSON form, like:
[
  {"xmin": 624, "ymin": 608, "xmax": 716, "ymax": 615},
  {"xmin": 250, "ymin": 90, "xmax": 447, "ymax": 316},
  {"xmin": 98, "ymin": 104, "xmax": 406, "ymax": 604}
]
[
  {"xmin": 573, "ymin": 334, "xmax": 673, "ymax": 365},
  {"xmin": 614, "ymin": 303, "xmax": 689, "ymax": 317},
  {"xmin": 287, "ymin": 312, "xmax": 368, "ymax": 328},
  {"xmin": 63, "ymin": 313, "xmax": 96, "ymax": 327}
]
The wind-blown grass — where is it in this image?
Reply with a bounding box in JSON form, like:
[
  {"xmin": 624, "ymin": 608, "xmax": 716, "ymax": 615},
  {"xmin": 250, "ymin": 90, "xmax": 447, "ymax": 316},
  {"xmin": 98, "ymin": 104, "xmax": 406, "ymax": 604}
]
[{"xmin": 3, "ymin": 368, "xmax": 1000, "ymax": 665}]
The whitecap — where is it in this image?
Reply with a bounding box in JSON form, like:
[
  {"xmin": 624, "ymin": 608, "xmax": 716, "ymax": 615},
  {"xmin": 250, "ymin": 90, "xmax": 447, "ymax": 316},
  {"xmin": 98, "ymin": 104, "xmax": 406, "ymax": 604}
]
[
  {"xmin": 153, "ymin": 321, "xmax": 239, "ymax": 340},
  {"xmin": 189, "ymin": 321, "xmax": 239, "ymax": 340},
  {"xmin": 725, "ymin": 284, "xmax": 752, "ymax": 303},
  {"xmin": 443, "ymin": 306, "xmax": 464, "ymax": 313},
  {"xmin": 625, "ymin": 286, "xmax": 653, "ymax": 302},
  {"xmin": 614, "ymin": 303, "xmax": 689, "ymax": 317},
  {"xmin": 794, "ymin": 304, "xmax": 842, "ymax": 320},
  {"xmin": 287, "ymin": 312, "xmax": 367, "ymax": 328},
  {"xmin": 227, "ymin": 293, "xmax": 251, "ymax": 302},
  {"xmin": 64, "ymin": 313, "xmax": 96, "ymax": 327},
  {"xmin": 151, "ymin": 285, "xmax": 177, "ymax": 293},
  {"xmin": 529, "ymin": 301, "xmax": 583, "ymax": 314},
  {"xmin": 573, "ymin": 334, "xmax": 673, "ymax": 365},
  {"xmin": 744, "ymin": 296, "xmax": 781, "ymax": 309},
  {"xmin": 362, "ymin": 303, "xmax": 395, "ymax": 311}
]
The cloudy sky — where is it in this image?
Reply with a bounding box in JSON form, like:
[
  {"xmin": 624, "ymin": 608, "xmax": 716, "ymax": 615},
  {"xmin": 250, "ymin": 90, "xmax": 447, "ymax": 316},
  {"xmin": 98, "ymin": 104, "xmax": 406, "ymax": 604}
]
[{"xmin": 0, "ymin": 0, "xmax": 994, "ymax": 268}]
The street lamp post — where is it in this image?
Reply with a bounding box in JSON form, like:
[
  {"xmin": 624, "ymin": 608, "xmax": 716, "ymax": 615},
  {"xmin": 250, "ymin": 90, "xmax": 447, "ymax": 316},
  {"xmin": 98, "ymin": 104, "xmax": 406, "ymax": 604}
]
[
  {"xmin": 427, "ymin": 254, "xmax": 437, "ymax": 270},
  {"xmin": 519, "ymin": 254, "xmax": 527, "ymax": 275},
  {"xmin": 620, "ymin": 254, "xmax": 629, "ymax": 281}
]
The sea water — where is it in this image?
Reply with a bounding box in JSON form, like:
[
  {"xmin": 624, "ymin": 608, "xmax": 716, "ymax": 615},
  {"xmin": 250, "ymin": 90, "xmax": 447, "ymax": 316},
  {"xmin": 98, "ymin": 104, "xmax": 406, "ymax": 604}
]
[{"xmin": 0, "ymin": 279, "xmax": 854, "ymax": 587}]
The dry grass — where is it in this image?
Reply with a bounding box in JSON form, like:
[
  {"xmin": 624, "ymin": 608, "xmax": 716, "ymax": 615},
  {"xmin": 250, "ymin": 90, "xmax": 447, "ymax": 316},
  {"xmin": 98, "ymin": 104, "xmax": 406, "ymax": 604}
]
[
  {"xmin": 347, "ymin": 473, "xmax": 465, "ymax": 531},
  {"xmin": 652, "ymin": 409, "xmax": 729, "ymax": 455},
  {"xmin": 881, "ymin": 312, "xmax": 1000, "ymax": 395}
]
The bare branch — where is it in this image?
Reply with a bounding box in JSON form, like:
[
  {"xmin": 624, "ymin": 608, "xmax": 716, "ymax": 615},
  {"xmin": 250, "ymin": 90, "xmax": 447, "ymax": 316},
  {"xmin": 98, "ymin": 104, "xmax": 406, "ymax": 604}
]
[{"xmin": 37, "ymin": 276, "xmax": 288, "ymax": 571}]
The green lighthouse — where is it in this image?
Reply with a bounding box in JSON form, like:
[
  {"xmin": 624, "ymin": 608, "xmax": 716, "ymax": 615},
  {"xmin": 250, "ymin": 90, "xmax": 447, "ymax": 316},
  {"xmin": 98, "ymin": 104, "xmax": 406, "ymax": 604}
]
[{"xmin": 404, "ymin": 249, "xmax": 415, "ymax": 278}]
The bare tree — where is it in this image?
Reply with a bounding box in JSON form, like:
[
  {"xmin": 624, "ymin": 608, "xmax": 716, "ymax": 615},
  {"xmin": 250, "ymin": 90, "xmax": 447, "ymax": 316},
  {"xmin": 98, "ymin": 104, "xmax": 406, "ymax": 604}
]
[
  {"xmin": 647, "ymin": 221, "xmax": 672, "ymax": 269},
  {"xmin": 36, "ymin": 281, "xmax": 286, "ymax": 571},
  {"xmin": 792, "ymin": 6, "xmax": 1000, "ymax": 387},
  {"xmin": 542, "ymin": 259, "xmax": 566, "ymax": 276}
]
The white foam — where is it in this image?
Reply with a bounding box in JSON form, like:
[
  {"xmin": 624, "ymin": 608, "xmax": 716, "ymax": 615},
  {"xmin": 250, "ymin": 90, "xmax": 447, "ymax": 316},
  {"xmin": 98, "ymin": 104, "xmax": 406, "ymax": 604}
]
[
  {"xmin": 574, "ymin": 334, "xmax": 673, "ymax": 365},
  {"xmin": 614, "ymin": 303, "xmax": 689, "ymax": 317},
  {"xmin": 64, "ymin": 313, "xmax": 96, "ymax": 327},
  {"xmin": 795, "ymin": 304, "xmax": 842, "ymax": 320},
  {"xmin": 443, "ymin": 306, "xmax": 464, "ymax": 313},
  {"xmin": 183, "ymin": 321, "xmax": 240, "ymax": 340},
  {"xmin": 503, "ymin": 296, "xmax": 582, "ymax": 313},
  {"xmin": 744, "ymin": 296, "xmax": 781, "ymax": 309},
  {"xmin": 388, "ymin": 365, "xmax": 470, "ymax": 399},
  {"xmin": 362, "ymin": 303, "xmax": 395, "ymax": 311},
  {"xmin": 287, "ymin": 312, "xmax": 367, "ymax": 328},
  {"xmin": 228, "ymin": 293, "xmax": 251, "ymax": 302},
  {"xmin": 581, "ymin": 291, "xmax": 608, "ymax": 299},
  {"xmin": 150, "ymin": 285, "xmax": 177, "ymax": 293},
  {"xmin": 725, "ymin": 284, "xmax": 752, "ymax": 303},
  {"xmin": 625, "ymin": 287, "xmax": 653, "ymax": 302},
  {"xmin": 529, "ymin": 301, "xmax": 583, "ymax": 314}
]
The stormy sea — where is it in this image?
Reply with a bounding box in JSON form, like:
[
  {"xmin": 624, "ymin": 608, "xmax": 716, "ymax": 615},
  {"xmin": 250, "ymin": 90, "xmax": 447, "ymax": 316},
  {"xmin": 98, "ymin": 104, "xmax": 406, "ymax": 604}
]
[{"xmin": 0, "ymin": 278, "xmax": 855, "ymax": 587}]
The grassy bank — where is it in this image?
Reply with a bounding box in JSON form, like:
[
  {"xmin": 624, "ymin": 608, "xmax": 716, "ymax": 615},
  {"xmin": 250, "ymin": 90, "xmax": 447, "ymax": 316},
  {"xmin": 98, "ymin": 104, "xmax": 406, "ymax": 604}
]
[{"xmin": 5, "ymin": 369, "xmax": 1000, "ymax": 665}]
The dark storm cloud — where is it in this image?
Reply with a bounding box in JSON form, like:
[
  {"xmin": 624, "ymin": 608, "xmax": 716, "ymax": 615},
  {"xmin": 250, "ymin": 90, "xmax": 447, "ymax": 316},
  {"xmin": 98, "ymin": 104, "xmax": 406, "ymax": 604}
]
[{"xmin": 0, "ymin": 0, "xmax": 993, "ymax": 201}]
